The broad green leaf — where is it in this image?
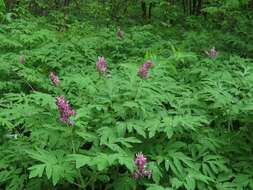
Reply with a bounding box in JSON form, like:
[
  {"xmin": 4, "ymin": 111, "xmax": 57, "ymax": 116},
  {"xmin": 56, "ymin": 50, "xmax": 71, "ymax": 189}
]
[
  {"xmin": 68, "ymin": 154, "xmax": 91, "ymax": 168},
  {"xmin": 28, "ymin": 164, "xmax": 45, "ymax": 178}
]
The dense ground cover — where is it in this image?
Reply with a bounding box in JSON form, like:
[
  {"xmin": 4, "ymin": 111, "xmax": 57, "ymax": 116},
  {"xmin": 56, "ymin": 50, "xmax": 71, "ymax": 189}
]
[{"xmin": 1, "ymin": 1, "xmax": 253, "ymax": 190}]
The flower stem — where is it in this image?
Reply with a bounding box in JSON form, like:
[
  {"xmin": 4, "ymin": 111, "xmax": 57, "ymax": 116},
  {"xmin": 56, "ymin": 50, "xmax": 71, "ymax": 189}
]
[{"xmin": 70, "ymin": 126, "xmax": 85, "ymax": 189}]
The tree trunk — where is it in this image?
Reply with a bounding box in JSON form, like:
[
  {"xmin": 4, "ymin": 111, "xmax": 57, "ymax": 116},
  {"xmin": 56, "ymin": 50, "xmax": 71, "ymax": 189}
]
[
  {"xmin": 182, "ymin": 0, "xmax": 186, "ymax": 14},
  {"xmin": 4, "ymin": 0, "xmax": 16, "ymax": 11},
  {"xmin": 196, "ymin": 0, "xmax": 202, "ymax": 15},
  {"xmin": 141, "ymin": 0, "xmax": 146, "ymax": 19},
  {"xmin": 64, "ymin": 0, "xmax": 70, "ymax": 7},
  {"xmin": 148, "ymin": 2, "xmax": 153, "ymax": 19},
  {"xmin": 193, "ymin": 0, "xmax": 197, "ymax": 15},
  {"xmin": 189, "ymin": 0, "xmax": 192, "ymax": 15}
]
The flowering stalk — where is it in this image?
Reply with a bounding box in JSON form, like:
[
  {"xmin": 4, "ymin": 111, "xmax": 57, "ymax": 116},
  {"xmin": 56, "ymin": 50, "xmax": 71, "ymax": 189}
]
[
  {"xmin": 71, "ymin": 126, "xmax": 85, "ymax": 188},
  {"xmin": 96, "ymin": 56, "xmax": 107, "ymax": 74},
  {"xmin": 138, "ymin": 60, "xmax": 153, "ymax": 79},
  {"xmin": 50, "ymin": 72, "xmax": 60, "ymax": 86},
  {"xmin": 55, "ymin": 96, "xmax": 85, "ymax": 188},
  {"xmin": 133, "ymin": 152, "xmax": 152, "ymax": 179},
  {"xmin": 144, "ymin": 60, "xmax": 153, "ymax": 69},
  {"xmin": 56, "ymin": 96, "xmax": 75, "ymax": 125},
  {"xmin": 138, "ymin": 65, "xmax": 149, "ymax": 78},
  {"xmin": 19, "ymin": 54, "xmax": 25, "ymax": 65}
]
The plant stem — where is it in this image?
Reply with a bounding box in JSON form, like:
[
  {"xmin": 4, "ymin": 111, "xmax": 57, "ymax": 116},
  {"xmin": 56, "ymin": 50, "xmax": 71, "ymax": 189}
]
[
  {"xmin": 83, "ymin": 172, "xmax": 99, "ymax": 189},
  {"xmin": 13, "ymin": 69, "xmax": 35, "ymax": 91},
  {"xmin": 70, "ymin": 126, "xmax": 85, "ymax": 189},
  {"xmin": 23, "ymin": 78, "xmax": 35, "ymax": 91},
  {"xmin": 134, "ymin": 80, "xmax": 140, "ymax": 101}
]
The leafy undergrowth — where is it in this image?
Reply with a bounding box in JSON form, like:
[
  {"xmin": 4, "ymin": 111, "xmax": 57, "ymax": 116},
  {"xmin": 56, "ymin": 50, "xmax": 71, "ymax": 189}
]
[{"xmin": 0, "ymin": 18, "xmax": 253, "ymax": 190}]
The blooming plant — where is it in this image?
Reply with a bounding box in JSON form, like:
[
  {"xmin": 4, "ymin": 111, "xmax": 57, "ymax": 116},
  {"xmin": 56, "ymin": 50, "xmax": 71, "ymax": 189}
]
[
  {"xmin": 50, "ymin": 72, "xmax": 60, "ymax": 86},
  {"xmin": 96, "ymin": 56, "xmax": 107, "ymax": 74},
  {"xmin": 138, "ymin": 60, "xmax": 153, "ymax": 78},
  {"xmin": 1, "ymin": 9, "xmax": 253, "ymax": 190},
  {"xmin": 133, "ymin": 153, "xmax": 152, "ymax": 179},
  {"xmin": 56, "ymin": 96, "xmax": 75, "ymax": 125}
]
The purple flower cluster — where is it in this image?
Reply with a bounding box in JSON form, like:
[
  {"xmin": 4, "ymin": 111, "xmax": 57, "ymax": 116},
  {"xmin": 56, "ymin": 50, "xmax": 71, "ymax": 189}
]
[
  {"xmin": 138, "ymin": 60, "xmax": 153, "ymax": 79},
  {"xmin": 50, "ymin": 72, "xmax": 60, "ymax": 86},
  {"xmin": 133, "ymin": 152, "xmax": 152, "ymax": 179},
  {"xmin": 96, "ymin": 56, "xmax": 107, "ymax": 74},
  {"xmin": 19, "ymin": 54, "xmax": 25, "ymax": 65},
  {"xmin": 56, "ymin": 96, "xmax": 76, "ymax": 126}
]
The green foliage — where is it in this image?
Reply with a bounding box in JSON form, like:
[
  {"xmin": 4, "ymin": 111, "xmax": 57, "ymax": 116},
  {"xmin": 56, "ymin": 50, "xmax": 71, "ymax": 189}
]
[{"xmin": 0, "ymin": 1, "xmax": 253, "ymax": 190}]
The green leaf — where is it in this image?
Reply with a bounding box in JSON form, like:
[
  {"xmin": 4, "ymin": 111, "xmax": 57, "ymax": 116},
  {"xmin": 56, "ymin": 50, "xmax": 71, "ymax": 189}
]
[
  {"xmin": 90, "ymin": 154, "xmax": 111, "ymax": 171},
  {"xmin": 28, "ymin": 164, "xmax": 46, "ymax": 178},
  {"xmin": 116, "ymin": 154, "xmax": 135, "ymax": 172},
  {"xmin": 185, "ymin": 175, "xmax": 196, "ymax": 190},
  {"xmin": 46, "ymin": 164, "xmax": 52, "ymax": 179},
  {"xmin": 171, "ymin": 177, "xmax": 183, "ymax": 189},
  {"xmin": 52, "ymin": 166, "xmax": 61, "ymax": 186},
  {"xmin": 173, "ymin": 158, "xmax": 184, "ymax": 176},
  {"xmin": 149, "ymin": 162, "xmax": 162, "ymax": 184},
  {"xmin": 68, "ymin": 154, "xmax": 91, "ymax": 168},
  {"xmin": 147, "ymin": 184, "xmax": 167, "ymax": 190},
  {"xmin": 164, "ymin": 159, "xmax": 170, "ymax": 171},
  {"xmin": 112, "ymin": 176, "xmax": 136, "ymax": 190}
]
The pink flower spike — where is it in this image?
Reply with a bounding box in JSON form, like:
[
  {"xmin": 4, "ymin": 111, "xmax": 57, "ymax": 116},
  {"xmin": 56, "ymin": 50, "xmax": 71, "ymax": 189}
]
[
  {"xmin": 132, "ymin": 172, "xmax": 140, "ymax": 179},
  {"xmin": 50, "ymin": 72, "xmax": 60, "ymax": 86},
  {"xmin": 19, "ymin": 54, "xmax": 25, "ymax": 65},
  {"xmin": 138, "ymin": 65, "xmax": 149, "ymax": 79},
  {"xmin": 134, "ymin": 152, "xmax": 147, "ymax": 172},
  {"xmin": 138, "ymin": 60, "xmax": 153, "ymax": 79},
  {"xmin": 96, "ymin": 56, "xmax": 107, "ymax": 74},
  {"xmin": 143, "ymin": 60, "xmax": 153, "ymax": 69},
  {"xmin": 132, "ymin": 152, "xmax": 152, "ymax": 180},
  {"xmin": 56, "ymin": 96, "xmax": 76, "ymax": 125}
]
